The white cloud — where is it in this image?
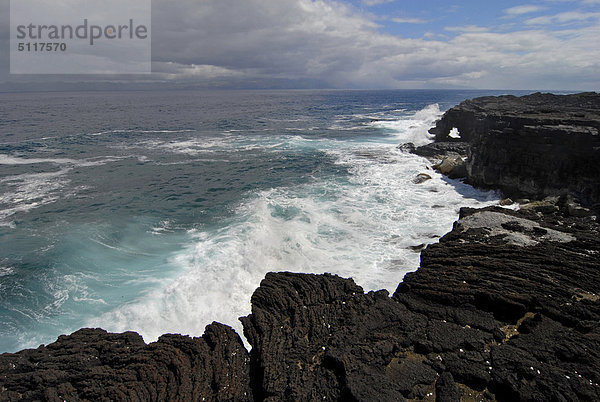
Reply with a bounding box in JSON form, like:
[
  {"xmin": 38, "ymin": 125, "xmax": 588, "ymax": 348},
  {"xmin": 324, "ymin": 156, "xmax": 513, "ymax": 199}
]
[
  {"xmin": 145, "ymin": 0, "xmax": 600, "ymax": 90},
  {"xmin": 525, "ymin": 11, "xmax": 600, "ymax": 24},
  {"xmin": 362, "ymin": 0, "xmax": 395, "ymax": 5},
  {"xmin": 391, "ymin": 17, "xmax": 429, "ymax": 24},
  {"xmin": 504, "ymin": 5, "xmax": 545, "ymax": 15},
  {"xmin": 2, "ymin": 0, "xmax": 599, "ymax": 90},
  {"xmin": 445, "ymin": 25, "xmax": 490, "ymax": 32}
]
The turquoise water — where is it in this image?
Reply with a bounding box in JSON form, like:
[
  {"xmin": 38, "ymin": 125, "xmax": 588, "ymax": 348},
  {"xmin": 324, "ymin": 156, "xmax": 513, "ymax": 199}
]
[{"xmin": 0, "ymin": 89, "xmax": 530, "ymax": 352}]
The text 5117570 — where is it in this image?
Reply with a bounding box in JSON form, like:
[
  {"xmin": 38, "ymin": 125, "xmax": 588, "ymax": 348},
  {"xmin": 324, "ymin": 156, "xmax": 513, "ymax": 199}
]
[{"xmin": 17, "ymin": 42, "xmax": 67, "ymax": 52}]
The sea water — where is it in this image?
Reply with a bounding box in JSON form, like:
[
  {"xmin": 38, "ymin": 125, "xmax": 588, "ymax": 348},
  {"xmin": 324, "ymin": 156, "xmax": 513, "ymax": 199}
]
[{"xmin": 0, "ymin": 89, "xmax": 531, "ymax": 352}]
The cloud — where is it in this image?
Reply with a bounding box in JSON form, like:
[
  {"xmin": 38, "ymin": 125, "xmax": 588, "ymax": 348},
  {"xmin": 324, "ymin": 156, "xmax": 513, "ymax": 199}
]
[
  {"xmin": 102, "ymin": 0, "xmax": 600, "ymax": 89},
  {"xmin": 362, "ymin": 0, "xmax": 395, "ymax": 5},
  {"xmin": 444, "ymin": 25, "xmax": 490, "ymax": 32},
  {"xmin": 391, "ymin": 17, "xmax": 429, "ymax": 24},
  {"xmin": 504, "ymin": 5, "xmax": 545, "ymax": 15},
  {"xmin": 154, "ymin": 62, "xmax": 244, "ymax": 80},
  {"xmin": 525, "ymin": 10, "xmax": 600, "ymax": 24},
  {"xmin": 2, "ymin": 0, "xmax": 599, "ymax": 90}
]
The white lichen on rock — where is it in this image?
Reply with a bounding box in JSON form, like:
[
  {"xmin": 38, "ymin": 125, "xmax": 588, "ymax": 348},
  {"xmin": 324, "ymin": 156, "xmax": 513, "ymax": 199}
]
[{"xmin": 457, "ymin": 211, "xmax": 575, "ymax": 246}]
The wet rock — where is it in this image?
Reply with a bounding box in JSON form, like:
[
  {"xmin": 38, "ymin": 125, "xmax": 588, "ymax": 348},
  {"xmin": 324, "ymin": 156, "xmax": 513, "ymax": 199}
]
[
  {"xmin": 433, "ymin": 155, "xmax": 467, "ymax": 179},
  {"xmin": 397, "ymin": 142, "xmax": 416, "ymax": 153},
  {"xmin": 414, "ymin": 173, "xmax": 433, "ymax": 184},
  {"xmin": 409, "ymin": 243, "xmax": 427, "ymax": 251},
  {"xmin": 413, "ymin": 141, "xmax": 469, "ymax": 159}
]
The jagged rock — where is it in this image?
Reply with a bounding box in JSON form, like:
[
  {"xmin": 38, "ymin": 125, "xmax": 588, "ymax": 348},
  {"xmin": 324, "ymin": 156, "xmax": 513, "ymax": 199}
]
[
  {"xmin": 429, "ymin": 92, "xmax": 600, "ymax": 143},
  {"xmin": 414, "ymin": 173, "xmax": 433, "ymax": 184},
  {"xmin": 520, "ymin": 200, "xmax": 559, "ymax": 214},
  {"xmin": 395, "ymin": 206, "xmax": 600, "ymax": 400},
  {"xmin": 428, "ymin": 92, "xmax": 600, "ymax": 206},
  {"xmin": 413, "ymin": 141, "xmax": 469, "ymax": 159},
  {"xmin": 236, "ymin": 205, "xmax": 600, "ymax": 401},
  {"xmin": 499, "ymin": 198, "xmax": 514, "ymax": 206},
  {"xmin": 240, "ymin": 272, "xmax": 442, "ymax": 401},
  {"xmin": 435, "ymin": 372, "xmax": 462, "ymax": 402},
  {"xmin": 0, "ymin": 324, "xmax": 252, "ymax": 402},
  {"xmin": 397, "ymin": 142, "xmax": 416, "ymax": 153},
  {"xmin": 434, "ymin": 155, "xmax": 467, "ymax": 179}
]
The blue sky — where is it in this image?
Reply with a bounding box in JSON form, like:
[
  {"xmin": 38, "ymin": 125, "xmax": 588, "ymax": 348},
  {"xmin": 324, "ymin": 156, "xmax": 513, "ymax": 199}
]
[
  {"xmin": 352, "ymin": 0, "xmax": 600, "ymax": 38},
  {"xmin": 2, "ymin": 0, "xmax": 599, "ymax": 90}
]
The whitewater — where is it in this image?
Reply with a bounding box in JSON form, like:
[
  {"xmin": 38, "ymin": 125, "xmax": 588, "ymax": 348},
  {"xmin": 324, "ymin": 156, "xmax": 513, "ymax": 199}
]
[{"xmin": 0, "ymin": 90, "xmax": 524, "ymax": 352}]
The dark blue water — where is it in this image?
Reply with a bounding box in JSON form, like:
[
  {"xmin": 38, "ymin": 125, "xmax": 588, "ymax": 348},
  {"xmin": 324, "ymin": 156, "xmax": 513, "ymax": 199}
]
[{"xmin": 0, "ymin": 89, "xmax": 531, "ymax": 352}]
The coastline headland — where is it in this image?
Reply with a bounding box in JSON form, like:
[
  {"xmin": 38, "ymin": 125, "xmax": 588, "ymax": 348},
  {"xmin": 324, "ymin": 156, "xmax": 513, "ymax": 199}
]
[{"xmin": 1, "ymin": 92, "xmax": 599, "ymax": 401}]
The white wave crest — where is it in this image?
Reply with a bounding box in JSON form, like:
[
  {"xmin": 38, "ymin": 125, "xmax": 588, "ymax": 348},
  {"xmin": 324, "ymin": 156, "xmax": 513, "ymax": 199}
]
[
  {"xmin": 93, "ymin": 105, "xmax": 500, "ymax": 346},
  {"xmin": 369, "ymin": 103, "xmax": 442, "ymax": 146}
]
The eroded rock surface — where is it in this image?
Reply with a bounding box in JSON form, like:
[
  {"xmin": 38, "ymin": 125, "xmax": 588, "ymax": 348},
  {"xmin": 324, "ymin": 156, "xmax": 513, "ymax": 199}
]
[
  {"xmin": 241, "ymin": 206, "xmax": 600, "ymax": 401},
  {"xmin": 0, "ymin": 324, "xmax": 252, "ymax": 401}
]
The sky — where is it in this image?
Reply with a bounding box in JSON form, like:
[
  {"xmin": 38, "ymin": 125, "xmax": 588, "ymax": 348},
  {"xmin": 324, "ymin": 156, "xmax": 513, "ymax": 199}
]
[{"xmin": 1, "ymin": 0, "xmax": 599, "ymax": 90}]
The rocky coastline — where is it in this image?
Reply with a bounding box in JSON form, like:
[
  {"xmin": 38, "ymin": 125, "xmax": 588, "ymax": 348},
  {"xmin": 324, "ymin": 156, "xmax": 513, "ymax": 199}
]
[
  {"xmin": 1, "ymin": 92, "xmax": 599, "ymax": 401},
  {"xmin": 424, "ymin": 92, "xmax": 600, "ymax": 208}
]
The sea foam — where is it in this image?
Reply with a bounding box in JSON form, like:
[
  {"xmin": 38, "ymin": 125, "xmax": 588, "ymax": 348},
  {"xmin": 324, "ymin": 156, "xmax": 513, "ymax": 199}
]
[
  {"xmin": 90, "ymin": 105, "xmax": 501, "ymax": 345},
  {"xmin": 0, "ymin": 155, "xmax": 124, "ymax": 225}
]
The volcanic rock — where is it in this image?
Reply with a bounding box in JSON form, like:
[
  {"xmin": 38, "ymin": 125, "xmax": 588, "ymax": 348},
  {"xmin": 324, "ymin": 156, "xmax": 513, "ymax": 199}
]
[
  {"xmin": 427, "ymin": 92, "xmax": 600, "ymax": 206},
  {"xmin": 414, "ymin": 173, "xmax": 433, "ymax": 184},
  {"xmin": 0, "ymin": 324, "xmax": 252, "ymax": 401},
  {"xmin": 433, "ymin": 155, "xmax": 467, "ymax": 179},
  {"xmin": 237, "ymin": 205, "xmax": 600, "ymax": 401},
  {"xmin": 413, "ymin": 141, "xmax": 469, "ymax": 159}
]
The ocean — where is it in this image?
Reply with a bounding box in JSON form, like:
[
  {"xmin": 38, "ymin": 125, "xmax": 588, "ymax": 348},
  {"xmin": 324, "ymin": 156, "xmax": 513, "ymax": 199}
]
[{"xmin": 0, "ymin": 89, "xmax": 530, "ymax": 352}]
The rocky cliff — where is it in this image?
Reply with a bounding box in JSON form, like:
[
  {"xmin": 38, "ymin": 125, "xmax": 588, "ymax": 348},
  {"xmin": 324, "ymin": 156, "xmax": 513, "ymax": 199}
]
[
  {"xmin": 1, "ymin": 93, "xmax": 599, "ymax": 401},
  {"xmin": 427, "ymin": 92, "xmax": 600, "ymax": 207}
]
